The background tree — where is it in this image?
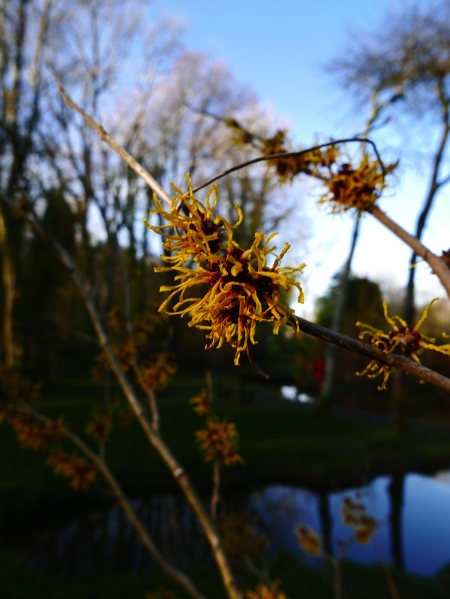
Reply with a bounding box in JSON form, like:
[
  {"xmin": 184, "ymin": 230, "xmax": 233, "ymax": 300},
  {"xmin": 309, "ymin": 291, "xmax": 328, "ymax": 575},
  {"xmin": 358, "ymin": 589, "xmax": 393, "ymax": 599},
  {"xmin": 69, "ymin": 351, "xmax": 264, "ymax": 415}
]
[{"xmin": 329, "ymin": 0, "xmax": 450, "ymax": 325}]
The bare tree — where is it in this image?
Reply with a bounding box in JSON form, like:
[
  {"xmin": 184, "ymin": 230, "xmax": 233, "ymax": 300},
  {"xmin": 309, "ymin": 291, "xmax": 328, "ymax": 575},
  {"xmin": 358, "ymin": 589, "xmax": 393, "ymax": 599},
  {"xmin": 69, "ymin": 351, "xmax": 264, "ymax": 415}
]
[{"xmin": 328, "ymin": 0, "xmax": 450, "ymax": 325}]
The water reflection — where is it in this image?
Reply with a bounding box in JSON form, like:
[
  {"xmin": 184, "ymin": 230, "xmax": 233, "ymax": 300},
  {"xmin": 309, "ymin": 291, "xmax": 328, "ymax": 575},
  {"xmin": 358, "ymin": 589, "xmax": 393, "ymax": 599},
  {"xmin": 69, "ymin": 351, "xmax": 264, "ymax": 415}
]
[
  {"xmin": 252, "ymin": 472, "xmax": 450, "ymax": 576},
  {"xmin": 3, "ymin": 472, "xmax": 450, "ymax": 577}
]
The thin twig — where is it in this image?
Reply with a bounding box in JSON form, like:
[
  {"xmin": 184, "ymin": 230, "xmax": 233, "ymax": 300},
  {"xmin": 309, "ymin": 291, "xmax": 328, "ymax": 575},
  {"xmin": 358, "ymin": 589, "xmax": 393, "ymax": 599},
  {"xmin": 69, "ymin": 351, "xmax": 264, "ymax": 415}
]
[
  {"xmin": 211, "ymin": 459, "xmax": 220, "ymax": 521},
  {"xmin": 246, "ymin": 345, "xmax": 270, "ymax": 380},
  {"xmin": 51, "ymin": 317, "xmax": 99, "ymax": 346},
  {"xmin": 57, "ymin": 83, "xmax": 172, "ymax": 207},
  {"xmin": 147, "ymin": 386, "xmax": 160, "ymax": 432},
  {"xmin": 206, "ymin": 370, "xmax": 214, "ymax": 409},
  {"xmin": 191, "ymin": 137, "xmax": 386, "ymax": 194}
]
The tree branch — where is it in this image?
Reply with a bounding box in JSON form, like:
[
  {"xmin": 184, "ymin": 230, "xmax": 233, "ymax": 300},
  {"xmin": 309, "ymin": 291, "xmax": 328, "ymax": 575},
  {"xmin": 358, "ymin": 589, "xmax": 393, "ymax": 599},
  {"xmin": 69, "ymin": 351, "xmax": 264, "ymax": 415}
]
[
  {"xmin": 296, "ymin": 316, "xmax": 450, "ymax": 394},
  {"xmin": 191, "ymin": 138, "xmax": 386, "ymax": 194},
  {"xmin": 56, "ymin": 83, "xmax": 172, "ymax": 208},
  {"xmin": 369, "ymin": 205, "xmax": 450, "ymax": 301}
]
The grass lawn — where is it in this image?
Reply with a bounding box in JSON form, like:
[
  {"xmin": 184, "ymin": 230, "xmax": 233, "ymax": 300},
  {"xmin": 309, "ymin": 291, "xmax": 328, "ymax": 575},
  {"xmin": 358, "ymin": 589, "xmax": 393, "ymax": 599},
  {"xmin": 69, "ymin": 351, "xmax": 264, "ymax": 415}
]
[{"xmin": 2, "ymin": 375, "xmax": 450, "ymax": 502}]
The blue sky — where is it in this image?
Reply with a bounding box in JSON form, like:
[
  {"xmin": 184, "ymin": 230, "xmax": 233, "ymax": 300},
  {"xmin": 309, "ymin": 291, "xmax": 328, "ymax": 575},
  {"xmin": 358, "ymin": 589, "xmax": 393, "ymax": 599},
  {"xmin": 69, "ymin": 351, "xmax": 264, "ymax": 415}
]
[{"xmin": 149, "ymin": 0, "xmax": 450, "ymax": 319}]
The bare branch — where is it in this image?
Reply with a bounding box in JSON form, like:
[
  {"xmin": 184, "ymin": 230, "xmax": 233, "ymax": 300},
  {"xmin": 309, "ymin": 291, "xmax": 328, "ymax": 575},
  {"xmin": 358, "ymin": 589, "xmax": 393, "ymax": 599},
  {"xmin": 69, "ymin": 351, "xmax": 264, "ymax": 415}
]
[
  {"xmin": 191, "ymin": 138, "xmax": 386, "ymax": 194},
  {"xmin": 57, "ymin": 83, "xmax": 172, "ymax": 208}
]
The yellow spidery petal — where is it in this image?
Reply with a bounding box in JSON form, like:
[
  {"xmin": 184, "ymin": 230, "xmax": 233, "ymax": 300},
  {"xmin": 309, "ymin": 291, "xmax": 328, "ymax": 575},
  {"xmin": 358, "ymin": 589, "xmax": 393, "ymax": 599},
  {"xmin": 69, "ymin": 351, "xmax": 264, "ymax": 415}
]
[
  {"xmin": 232, "ymin": 204, "xmax": 244, "ymax": 229},
  {"xmin": 414, "ymin": 297, "xmax": 440, "ymax": 331},
  {"xmin": 272, "ymin": 242, "xmax": 290, "ymax": 271}
]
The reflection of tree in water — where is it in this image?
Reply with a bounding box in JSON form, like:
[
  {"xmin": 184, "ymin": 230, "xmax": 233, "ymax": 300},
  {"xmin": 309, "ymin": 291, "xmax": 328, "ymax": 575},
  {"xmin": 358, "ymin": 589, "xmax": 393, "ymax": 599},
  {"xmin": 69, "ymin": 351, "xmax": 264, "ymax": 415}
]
[
  {"xmin": 18, "ymin": 495, "xmax": 213, "ymax": 575},
  {"xmin": 251, "ymin": 486, "xmax": 320, "ymax": 552},
  {"xmin": 389, "ymin": 473, "xmax": 405, "ymax": 571}
]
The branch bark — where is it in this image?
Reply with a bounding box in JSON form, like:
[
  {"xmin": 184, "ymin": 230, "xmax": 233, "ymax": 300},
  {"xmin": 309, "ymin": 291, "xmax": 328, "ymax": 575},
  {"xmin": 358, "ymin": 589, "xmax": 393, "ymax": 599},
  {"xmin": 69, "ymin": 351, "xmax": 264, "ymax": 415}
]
[
  {"xmin": 296, "ymin": 315, "xmax": 450, "ymax": 394},
  {"xmin": 57, "ymin": 84, "xmax": 172, "ymax": 208},
  {"xmin": 369, "ymin": 205, "xmax": 450, "ymax": 302}
]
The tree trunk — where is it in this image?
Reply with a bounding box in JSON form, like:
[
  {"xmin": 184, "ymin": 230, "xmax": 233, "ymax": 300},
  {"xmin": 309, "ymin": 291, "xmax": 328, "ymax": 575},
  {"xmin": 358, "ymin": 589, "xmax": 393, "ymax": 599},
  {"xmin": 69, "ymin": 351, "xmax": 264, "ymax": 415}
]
[
  {"xmin": 320, "ymin": 216, "xmax": 360, "ymax": 408},
  {"xmin": 0, "ymin": 206, "xmax": 16, "ymax": 366}
]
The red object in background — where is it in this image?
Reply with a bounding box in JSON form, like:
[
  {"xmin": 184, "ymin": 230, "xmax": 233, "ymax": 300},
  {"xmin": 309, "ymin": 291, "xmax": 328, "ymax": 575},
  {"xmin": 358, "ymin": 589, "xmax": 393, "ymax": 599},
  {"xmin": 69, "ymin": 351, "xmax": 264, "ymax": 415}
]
[{"xmin": 314, "ymin": 358, "xmax": 324, "ymax": 382}]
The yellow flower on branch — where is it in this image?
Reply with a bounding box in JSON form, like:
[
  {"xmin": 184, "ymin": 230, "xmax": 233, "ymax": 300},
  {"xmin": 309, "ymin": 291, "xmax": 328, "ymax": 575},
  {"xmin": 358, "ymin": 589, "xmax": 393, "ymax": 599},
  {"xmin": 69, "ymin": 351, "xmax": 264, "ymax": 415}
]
[
  {"xmin": 11, "ymin": 413, "xmax": 64, "ymax": 450},
  {"xmin": 47, "ymin": 450, "xmax": 96, "ymax": 491},
  {"xmin": 246, "ymin": 581, "xmax": 286, "ymax": 599},
  {"xmin": 318, "ymin": 155, "xmax": 396, "ymax": 214},
  {"xmin": 144, "ymin": 174, "xmax": 242, "ymax": 266},
  {"xmin": 195, "ymin": 415, "xmax": 244, "ymax": 466},
  {"xmin": 189, "ymin": 389, "xmax": 212, "ymax": 415},
  {"xmin": 148, "ymin": 176, "xmax": 306, "ymax": 366},
  {"xmin": 356, "ymin": 298, "xmax": 450, "ymax": 390},
  {"xmin": 137, "ymin": 352, "xmax": 178, "ymax": 392}
]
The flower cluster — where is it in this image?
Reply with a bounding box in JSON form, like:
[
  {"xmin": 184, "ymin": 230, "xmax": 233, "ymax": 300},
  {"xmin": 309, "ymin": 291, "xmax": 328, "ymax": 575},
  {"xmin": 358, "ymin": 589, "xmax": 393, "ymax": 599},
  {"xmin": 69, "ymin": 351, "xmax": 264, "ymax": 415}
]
[
  {"xmin": 296, "ymin": 524, "xmax": 321, "ymax": 557},
  {"xmin": 92, "ymin": 308, "xmax": 162, "ymax": 378},
  {"xmin": 220, "ymin": 512, "xmax": 266, "ymax": 559},
  {"xmin": 246, "ymin": 581, "xmax": 286, "ymax": 599},
  {"xmin": 340, "ymin": 496, "xmax": 378, "ymax": 545},
  {"xmin": 11, "ymin": 413, "xmax": 63, "ymax": 450},
  {"xmin": 195, "ymin": 415, "xmax": 244, "ymax": 466},
  {"xmin": 47, "ymin": 449, "xmax": 96, "ymax": 491},
  {"xmin": 225, "ymin": 117, "xmax": 395, "ymax": 212},
  {"xmin": 189, "ymin": 389, "xmax": 212, "ymax": 415},
  {"xmin": 86, "ymin": 407, "xmax": 112, "ymax": 444},
  {"xmin": 147, "ymin": 175, "xmax": 305, "ymax": 366},
  {"xmin": 0, "ymin": 365, "xmax": 41, "ymax": 403},
  {"xmin": 318, "ymin": 155, "xmax": 396, "ymax": 214},
  {"xmin": 137, "ymin": 352, "xmax": 178, "ymax": 392},
  {"xmin": 356, "ymin": 298, "xmax": 450, "ymax": 390}
]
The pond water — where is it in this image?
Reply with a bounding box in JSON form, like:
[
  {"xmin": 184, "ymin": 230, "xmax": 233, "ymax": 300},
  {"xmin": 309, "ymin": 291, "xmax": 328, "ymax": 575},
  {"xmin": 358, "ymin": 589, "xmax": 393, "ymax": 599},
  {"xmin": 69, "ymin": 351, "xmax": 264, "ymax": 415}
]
[
  {"xmin": 3, "ymin": 471, "xmax": 450, "ymax": 577},
  {"xmin": 253, "ymin": 472, "xmax": 450, "ymax": 576}
]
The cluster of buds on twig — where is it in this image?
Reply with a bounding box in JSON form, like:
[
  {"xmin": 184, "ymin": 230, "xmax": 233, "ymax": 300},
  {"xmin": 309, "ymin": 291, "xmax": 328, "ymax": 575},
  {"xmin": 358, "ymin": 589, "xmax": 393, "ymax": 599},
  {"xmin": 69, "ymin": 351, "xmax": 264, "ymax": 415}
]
[{"xmin": 190, "ymin": 386, "xmax": 243, "ymax": 466}]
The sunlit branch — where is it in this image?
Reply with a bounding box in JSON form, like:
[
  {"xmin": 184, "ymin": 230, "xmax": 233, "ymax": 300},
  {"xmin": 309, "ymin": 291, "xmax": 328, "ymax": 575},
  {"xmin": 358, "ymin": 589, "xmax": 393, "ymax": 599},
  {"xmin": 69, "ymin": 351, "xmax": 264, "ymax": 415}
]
[
  {"xmin": 369, "ymin": 206, "xmax": 450, "ymax": 301},
  {"xmin": 57, "ymin": 83, "xmax": 172, "ymax": 208}
]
